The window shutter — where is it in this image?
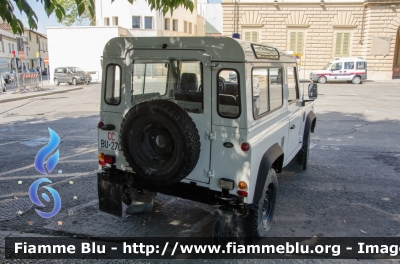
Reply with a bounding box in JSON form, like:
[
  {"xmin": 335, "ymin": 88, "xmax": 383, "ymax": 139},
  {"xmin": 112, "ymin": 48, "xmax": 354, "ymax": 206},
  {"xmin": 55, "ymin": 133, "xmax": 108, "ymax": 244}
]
[
  {"xmin": 297, "ymin": 32, "xmax": 304, "ymax": 55},
  {"xmin": 342, "ymin": 33, "xmax": 350, "ymax": 56},
  {"xmin": 245, "ymin": 32, "xmax": 251, "ymax": 41},
  {"xmin": 251, "ymin": 32, "xmax": 258, "ymax": 42},
  {"xmin": 290, "ymin": 32, "xmax": 296, "ymax": 52},
  {"xmin": 335, "ymin": 33, "xmax": 342, "ymax": 56}
]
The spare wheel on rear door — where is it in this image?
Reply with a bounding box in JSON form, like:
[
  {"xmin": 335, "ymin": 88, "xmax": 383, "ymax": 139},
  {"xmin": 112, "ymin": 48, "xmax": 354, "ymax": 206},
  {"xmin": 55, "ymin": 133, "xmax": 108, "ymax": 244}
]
[{"xmin": 120, "ymin": 99, "xmax": 201, "ymax": 186}]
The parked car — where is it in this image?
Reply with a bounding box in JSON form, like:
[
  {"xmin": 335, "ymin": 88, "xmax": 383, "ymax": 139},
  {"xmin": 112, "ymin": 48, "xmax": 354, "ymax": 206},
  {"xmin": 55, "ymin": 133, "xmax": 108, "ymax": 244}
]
[
  {"xmin": 53, "ymin": 67, "xmax": 92, "ymax": 86},
  {"xmin": 309, "ymin": 57, "xmax": 367, "ymax": 84}
]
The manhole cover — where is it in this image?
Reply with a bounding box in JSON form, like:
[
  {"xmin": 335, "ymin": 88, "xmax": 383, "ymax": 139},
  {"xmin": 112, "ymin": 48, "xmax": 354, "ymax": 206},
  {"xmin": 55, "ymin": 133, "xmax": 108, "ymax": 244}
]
[{"xmin": 0, "ymin": 197, "xmax": 33, "ymax": 221}]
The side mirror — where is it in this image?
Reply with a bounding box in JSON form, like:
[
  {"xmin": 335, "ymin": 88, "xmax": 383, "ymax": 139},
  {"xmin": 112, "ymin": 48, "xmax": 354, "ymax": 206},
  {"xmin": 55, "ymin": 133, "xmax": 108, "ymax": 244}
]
[{"xmin": 308, "ymin": 83, "xmax": 318, "ymax": 100}]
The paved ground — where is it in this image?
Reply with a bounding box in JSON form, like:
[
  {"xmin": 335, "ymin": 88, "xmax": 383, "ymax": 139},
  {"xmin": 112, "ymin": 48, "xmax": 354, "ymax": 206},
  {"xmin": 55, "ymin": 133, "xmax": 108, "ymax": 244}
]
[{"xmin": 0, "ymin": 81, "xmax": 399, "ymax": 263}]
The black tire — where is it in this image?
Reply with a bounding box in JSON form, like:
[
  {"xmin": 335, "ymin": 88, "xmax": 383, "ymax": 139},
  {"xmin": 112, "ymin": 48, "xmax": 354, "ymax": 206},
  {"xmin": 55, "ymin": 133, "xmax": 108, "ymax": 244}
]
[
  {"xmin": 120, "ymin": 99, "xmax": 200, "ymax": 186},
  {"xmin": 54, "ymin": 79, "xmax": 59, "ymax": 86},
  {"xmin": 253, "ymin": 169, "xmax": 278, "ymax": 237},
  {"xmin": 302, "ymin": 130, "xmax": 311, "ymax": 170},
  {"xmin": 318, "ymin": 76, "xmax": 327, "ymax": 84},
  {"xmin": 72, "ymin": 78, "xmax": 77, "ymax": 86}
]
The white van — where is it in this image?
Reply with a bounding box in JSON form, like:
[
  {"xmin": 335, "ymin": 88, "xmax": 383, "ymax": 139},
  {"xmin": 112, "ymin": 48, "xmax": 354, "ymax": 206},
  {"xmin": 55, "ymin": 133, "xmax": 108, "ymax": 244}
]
[{"xmin": 309, "ymin": 57, "xmax": 367, "ymax": 84}]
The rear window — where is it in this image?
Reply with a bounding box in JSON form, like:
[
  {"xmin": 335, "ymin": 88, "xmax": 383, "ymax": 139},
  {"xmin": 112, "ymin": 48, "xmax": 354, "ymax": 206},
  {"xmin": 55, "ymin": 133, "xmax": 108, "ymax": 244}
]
[
  {"xmin": 356, "ymin": 62, "xmax": 366, "ymax": 69},
  {"xmin": 104, "ymin": 64, "xmax": 121, "ymax": 105}
]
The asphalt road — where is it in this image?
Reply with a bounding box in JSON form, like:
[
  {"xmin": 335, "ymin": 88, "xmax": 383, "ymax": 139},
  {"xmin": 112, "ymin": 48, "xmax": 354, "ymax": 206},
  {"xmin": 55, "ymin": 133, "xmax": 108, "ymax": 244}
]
[{"xmin": 0, "ymin": 82, "xmax": 399, "ymax": 263}]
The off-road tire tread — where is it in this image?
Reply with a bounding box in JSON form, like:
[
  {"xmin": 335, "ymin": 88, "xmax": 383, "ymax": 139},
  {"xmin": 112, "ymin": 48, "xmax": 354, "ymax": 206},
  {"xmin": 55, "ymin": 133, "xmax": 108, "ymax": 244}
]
[
  {"xmin": 252, "ymin": 169, "xmax": 277, "ymax": 237},
  {"xmin": 120, "ymin": 99, "xmax": 200, "ymax": 187}
]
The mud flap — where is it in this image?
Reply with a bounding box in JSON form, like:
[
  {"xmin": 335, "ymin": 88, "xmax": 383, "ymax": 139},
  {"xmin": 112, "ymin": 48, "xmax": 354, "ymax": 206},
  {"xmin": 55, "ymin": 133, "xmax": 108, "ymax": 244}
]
[
  {"xmin": 212, "ymin": 208, "xmax": 254, "ymax": 238},
  {"xmin": 97, "ymin": 173, "xmax": 123, "ymax": 217}
]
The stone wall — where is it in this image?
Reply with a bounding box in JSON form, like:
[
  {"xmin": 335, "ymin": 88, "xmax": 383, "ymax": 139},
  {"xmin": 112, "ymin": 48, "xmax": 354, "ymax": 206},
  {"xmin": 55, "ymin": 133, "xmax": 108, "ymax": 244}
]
[{"xmin": 222, "ymin": 1, "xmax": 400, "ymax": 80}]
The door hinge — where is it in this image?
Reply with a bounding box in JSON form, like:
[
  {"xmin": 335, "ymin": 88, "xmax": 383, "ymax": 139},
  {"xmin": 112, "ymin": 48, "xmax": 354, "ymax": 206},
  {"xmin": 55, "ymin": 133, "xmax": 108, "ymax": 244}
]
[
  {"xmin": 299, "ymin": 135, "xmax": 303, "ymax": 144},
  {"xmin": 204, "ymin": 169, "xmax": 215, "ymax": 178},
  {"xmin": 205, "ymin": 131, "xmax": 216, "ymax": 141}
]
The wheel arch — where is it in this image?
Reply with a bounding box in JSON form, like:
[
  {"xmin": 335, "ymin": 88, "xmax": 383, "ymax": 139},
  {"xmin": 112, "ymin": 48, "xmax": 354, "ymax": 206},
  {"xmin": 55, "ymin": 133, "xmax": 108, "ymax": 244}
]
[
  {"xmin": 303, "ymin": 111, "xmax": 316, "ymax": 143},
  {"xmin": 252, "ymin": 143, "xmax": 284, "ymax": 204}
]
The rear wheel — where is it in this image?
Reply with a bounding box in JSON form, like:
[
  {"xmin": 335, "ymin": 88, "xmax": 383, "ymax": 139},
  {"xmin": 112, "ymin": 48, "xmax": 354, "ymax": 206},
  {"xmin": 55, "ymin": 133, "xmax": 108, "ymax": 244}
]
[
  {"xmin": 352, "ymin": 76, "xmax": 361, "ymax": 84},
  {"xmin": 318, "ymin": 76, "xmax": 327, "ymax": 84},
  {"xmin": 253, "ymin": 169, "xmax": 278, "ymax": 237}
]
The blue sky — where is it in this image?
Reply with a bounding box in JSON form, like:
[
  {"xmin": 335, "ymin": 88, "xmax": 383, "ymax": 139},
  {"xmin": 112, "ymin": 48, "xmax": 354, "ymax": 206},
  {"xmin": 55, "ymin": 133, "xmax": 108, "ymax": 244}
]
[
  {"xmin": 13, "ymin": 0, "xmax": 223, "ymax": 34},
  {"xmin": 13, "ymin": 1, "xmax": 75, "ymax": 34}
]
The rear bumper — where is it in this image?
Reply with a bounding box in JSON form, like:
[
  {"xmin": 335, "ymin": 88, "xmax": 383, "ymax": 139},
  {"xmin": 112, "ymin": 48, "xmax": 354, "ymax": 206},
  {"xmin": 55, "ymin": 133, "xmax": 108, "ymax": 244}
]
[{"xmin": 97, "ymin": 170, "xmax": 247, "ymax": 217}]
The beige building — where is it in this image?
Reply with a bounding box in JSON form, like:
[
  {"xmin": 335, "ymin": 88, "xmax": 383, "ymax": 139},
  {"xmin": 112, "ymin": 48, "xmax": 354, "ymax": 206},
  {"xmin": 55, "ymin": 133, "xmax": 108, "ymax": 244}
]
[
  {"xmin": 0, "ymin": 20, "xmax": 48, "ymax": 70},
  {"xmin": 222, "ymin": 0, "xmax": 400, "ymax": 80}
]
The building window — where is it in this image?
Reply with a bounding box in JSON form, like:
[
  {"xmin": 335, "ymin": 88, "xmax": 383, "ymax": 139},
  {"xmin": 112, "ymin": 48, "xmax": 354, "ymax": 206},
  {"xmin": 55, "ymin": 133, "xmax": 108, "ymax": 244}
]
[
  {"xmin": 184, "ymin": 21, "xmax": 188, "ymax": 33},
  {"xmin": 335, "ymin": 32, "xmax": 350, "ymax": 57},
  {"xmin": 104, "ymin": 17, "xmax": 110, "ymax": 26},
  {"xmin": 289, "ymin": 32, "xmax": 304, "ymax": 55},
  {"xmin": 112, "ymin": 17, "xmax": 118, "ymax": 26},
  {"xmin": 194, "ymin": 25, "xmax": 197, "ymax": 36},
  {"xmin": 173, "ymin": 19, "xmax": 178, "ymax": 31},
  {"xmin": 164, "ymin": 18, "xmax": 170, "ymax": 30},
  {"xmin": 26, "ymin": 47, "xmax": 29, "ymax": 56},
  {"xmin": 244, "ymin": 31, "xmax": 259, "ymax": 42},
  {"xmin": 132, "ymin": 16, "xmax": 140, "ymax": 29},
  {"xmin": 189, "ymin": 22, "xmax": 192, "ymax": 34},
  {"xmin": 36, "ymin": 35, "xmax": 39, "ymax": 43},
  {"xmin": 0, "ymin": 41, "xmax": 3, "ymax": 52},
  {"xmin": 29, "ymin": 32, "xmax": 31, "ymax": 41},
  {"xmin": 8, "ymin": 43, "xmax": 11, "ymax": 53},
  {"xmin": 12, "ymin": 44, "xmax": 14, "ymax": 52},
  {"xmin": 145, "ymin": 17, "xmax": 153, "ymax": 29}
]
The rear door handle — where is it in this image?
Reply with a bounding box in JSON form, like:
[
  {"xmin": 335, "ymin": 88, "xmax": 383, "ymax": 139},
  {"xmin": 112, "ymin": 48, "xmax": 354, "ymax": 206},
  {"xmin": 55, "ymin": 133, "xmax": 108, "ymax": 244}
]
[{"xmin": 290, "ymin": 125, "xmax": 296, "ymax": 130}]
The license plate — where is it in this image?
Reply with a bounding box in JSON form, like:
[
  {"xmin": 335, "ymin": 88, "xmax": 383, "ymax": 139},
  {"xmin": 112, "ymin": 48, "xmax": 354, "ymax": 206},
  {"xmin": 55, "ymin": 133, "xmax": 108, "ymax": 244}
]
[{"xmin": 99, "ymin": 130, "xmax": 122, "ymax": 151}]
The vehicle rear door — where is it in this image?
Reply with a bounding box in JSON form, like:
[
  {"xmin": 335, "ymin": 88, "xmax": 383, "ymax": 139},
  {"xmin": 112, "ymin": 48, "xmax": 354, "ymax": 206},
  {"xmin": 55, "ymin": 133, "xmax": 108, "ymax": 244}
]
[{"xmin": 126, "ymin": 50, "xmax": 213, "ymax": 184}]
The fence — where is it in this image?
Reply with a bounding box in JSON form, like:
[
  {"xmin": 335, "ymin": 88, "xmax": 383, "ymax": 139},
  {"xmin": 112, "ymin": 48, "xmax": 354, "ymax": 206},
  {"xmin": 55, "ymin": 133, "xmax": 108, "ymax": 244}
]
[
  {"xmin": 87, "ymin": 71, "xmax": 99, "ymax": 83},
  {"xmin": 11, "ymin": 73, "xmax": 42, "ymax": 93}
]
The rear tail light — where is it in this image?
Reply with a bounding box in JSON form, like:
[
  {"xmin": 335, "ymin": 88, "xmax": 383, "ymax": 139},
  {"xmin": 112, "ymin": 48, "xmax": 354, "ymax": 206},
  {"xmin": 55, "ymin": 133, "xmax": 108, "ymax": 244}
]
[
  {"xmin": 98, "ymin": 152, "xmax": 115, "ymax": 166},
  {"xmin": 241, "ymin": 142, "xmax": 250, "ymax": 152},
  {"xmin": 97, "ymin": 121, "xmax": 104, "ymax": 129},
  {"xmin": 237, "ymin": 190, "xmax": 248, "ymax": 197}
]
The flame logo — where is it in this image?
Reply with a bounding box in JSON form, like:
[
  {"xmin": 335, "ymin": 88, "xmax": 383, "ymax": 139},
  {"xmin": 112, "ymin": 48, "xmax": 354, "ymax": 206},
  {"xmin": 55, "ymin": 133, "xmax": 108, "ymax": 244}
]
[
  {"xmin": 29, "ymin": 178, "xmax": 61, "ymax": 219},
  {"xmin": 34, "ymin": 128, "xmax": 60, "ymax": 174}
]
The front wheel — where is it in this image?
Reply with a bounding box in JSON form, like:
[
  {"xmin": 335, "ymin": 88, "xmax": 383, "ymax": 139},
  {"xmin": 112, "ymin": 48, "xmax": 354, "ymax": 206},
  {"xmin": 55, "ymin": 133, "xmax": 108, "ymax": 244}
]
[
  {"xmin": 253, "ymin": 169, "xmax": 278, "ymax": 237},
  {"xmin": 318, "ymin": 76, "xmax": 327, "ymax": 84},
  {"xmin": 352, "ymin": 76, "xmax": 361, "ymax": 84},
  {"xmin": 54, "ymin": 79, "xmax": 59, "ymax": 86}
]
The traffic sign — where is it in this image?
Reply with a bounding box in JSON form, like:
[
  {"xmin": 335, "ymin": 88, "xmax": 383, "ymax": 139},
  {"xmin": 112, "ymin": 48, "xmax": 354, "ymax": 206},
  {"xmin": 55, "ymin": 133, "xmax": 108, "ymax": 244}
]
[
  {"xmin": 20, "ymin": 51, "xmax": 25, "ymax": 61},
  {"xmin": 293, "ymin": 53, "xmax": 301, "ymax": 66},
  {"xmin": 44, "ymin": 57, "xmax": 49, "ymax": 65}
]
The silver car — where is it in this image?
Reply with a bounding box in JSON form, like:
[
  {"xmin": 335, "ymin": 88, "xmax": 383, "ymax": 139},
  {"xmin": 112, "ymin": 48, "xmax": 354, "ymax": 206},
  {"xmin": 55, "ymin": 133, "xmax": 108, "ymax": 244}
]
[{"xmin": 54, "ymin": 67, "xmax": 92, "ymax": 86}]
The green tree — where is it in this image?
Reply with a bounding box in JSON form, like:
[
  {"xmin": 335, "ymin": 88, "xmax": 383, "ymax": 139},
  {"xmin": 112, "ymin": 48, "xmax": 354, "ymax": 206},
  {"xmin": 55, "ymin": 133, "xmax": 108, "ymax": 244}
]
[
  {"xmin": 54, "ymin": 0, "xmax": 95, "ymax": 26},
  {"xmin": 0, "ymin": 0, "xmax": 194, "ymax": 34}
]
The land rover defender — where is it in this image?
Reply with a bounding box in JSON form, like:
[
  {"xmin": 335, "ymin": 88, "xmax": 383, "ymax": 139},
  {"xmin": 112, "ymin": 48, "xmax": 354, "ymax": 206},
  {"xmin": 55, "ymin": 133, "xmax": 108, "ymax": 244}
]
[{"xmin": 97, "ymin": 37, "xmax": 317, "ymax": 237}]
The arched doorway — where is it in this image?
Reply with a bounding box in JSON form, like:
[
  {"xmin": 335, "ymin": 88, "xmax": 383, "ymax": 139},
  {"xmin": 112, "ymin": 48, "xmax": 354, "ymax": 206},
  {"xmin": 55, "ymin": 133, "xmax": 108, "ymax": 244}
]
[{"xmin": 393, "ymin": 27, "xmax": 400, "ymax": 78}]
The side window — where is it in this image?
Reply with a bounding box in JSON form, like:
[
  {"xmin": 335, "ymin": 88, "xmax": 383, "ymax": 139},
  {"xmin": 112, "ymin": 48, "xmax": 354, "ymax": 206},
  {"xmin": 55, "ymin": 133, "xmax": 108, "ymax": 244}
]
[
  {"xmin": 105, "ymin": 64, "xmax": 121, "ymax": 105},
  {"xmin": 287, "ymin": 66, "xmax": 298, "ymax": 103},
  {"xmin": 356, "ymin": 62, "xmax": 366, "ymax": 69},
  {"xmin": 344, "ymin": 62, "xmax": 354, "ymax": 69},
  {"xmin": 252, "ymin": 67, "xmax": 283, "ymax": 118},
  {"xmin": 132, "ymin": 61, "xmax": 168, "ymax": 95},
  {"xmin": 217, "ymin": 69, "xmax": 240, "ymax": 118},
  {"xmin": 331, "ymin": 62, "xmax": 342, "ymax": 71}
]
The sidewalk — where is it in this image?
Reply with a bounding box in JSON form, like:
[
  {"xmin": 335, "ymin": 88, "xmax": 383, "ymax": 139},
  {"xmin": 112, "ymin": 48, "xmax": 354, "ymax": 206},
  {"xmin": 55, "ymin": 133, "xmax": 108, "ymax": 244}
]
[{"xmin": 0, "ymin": 83, "xmax": 85, "ymax": 104}]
